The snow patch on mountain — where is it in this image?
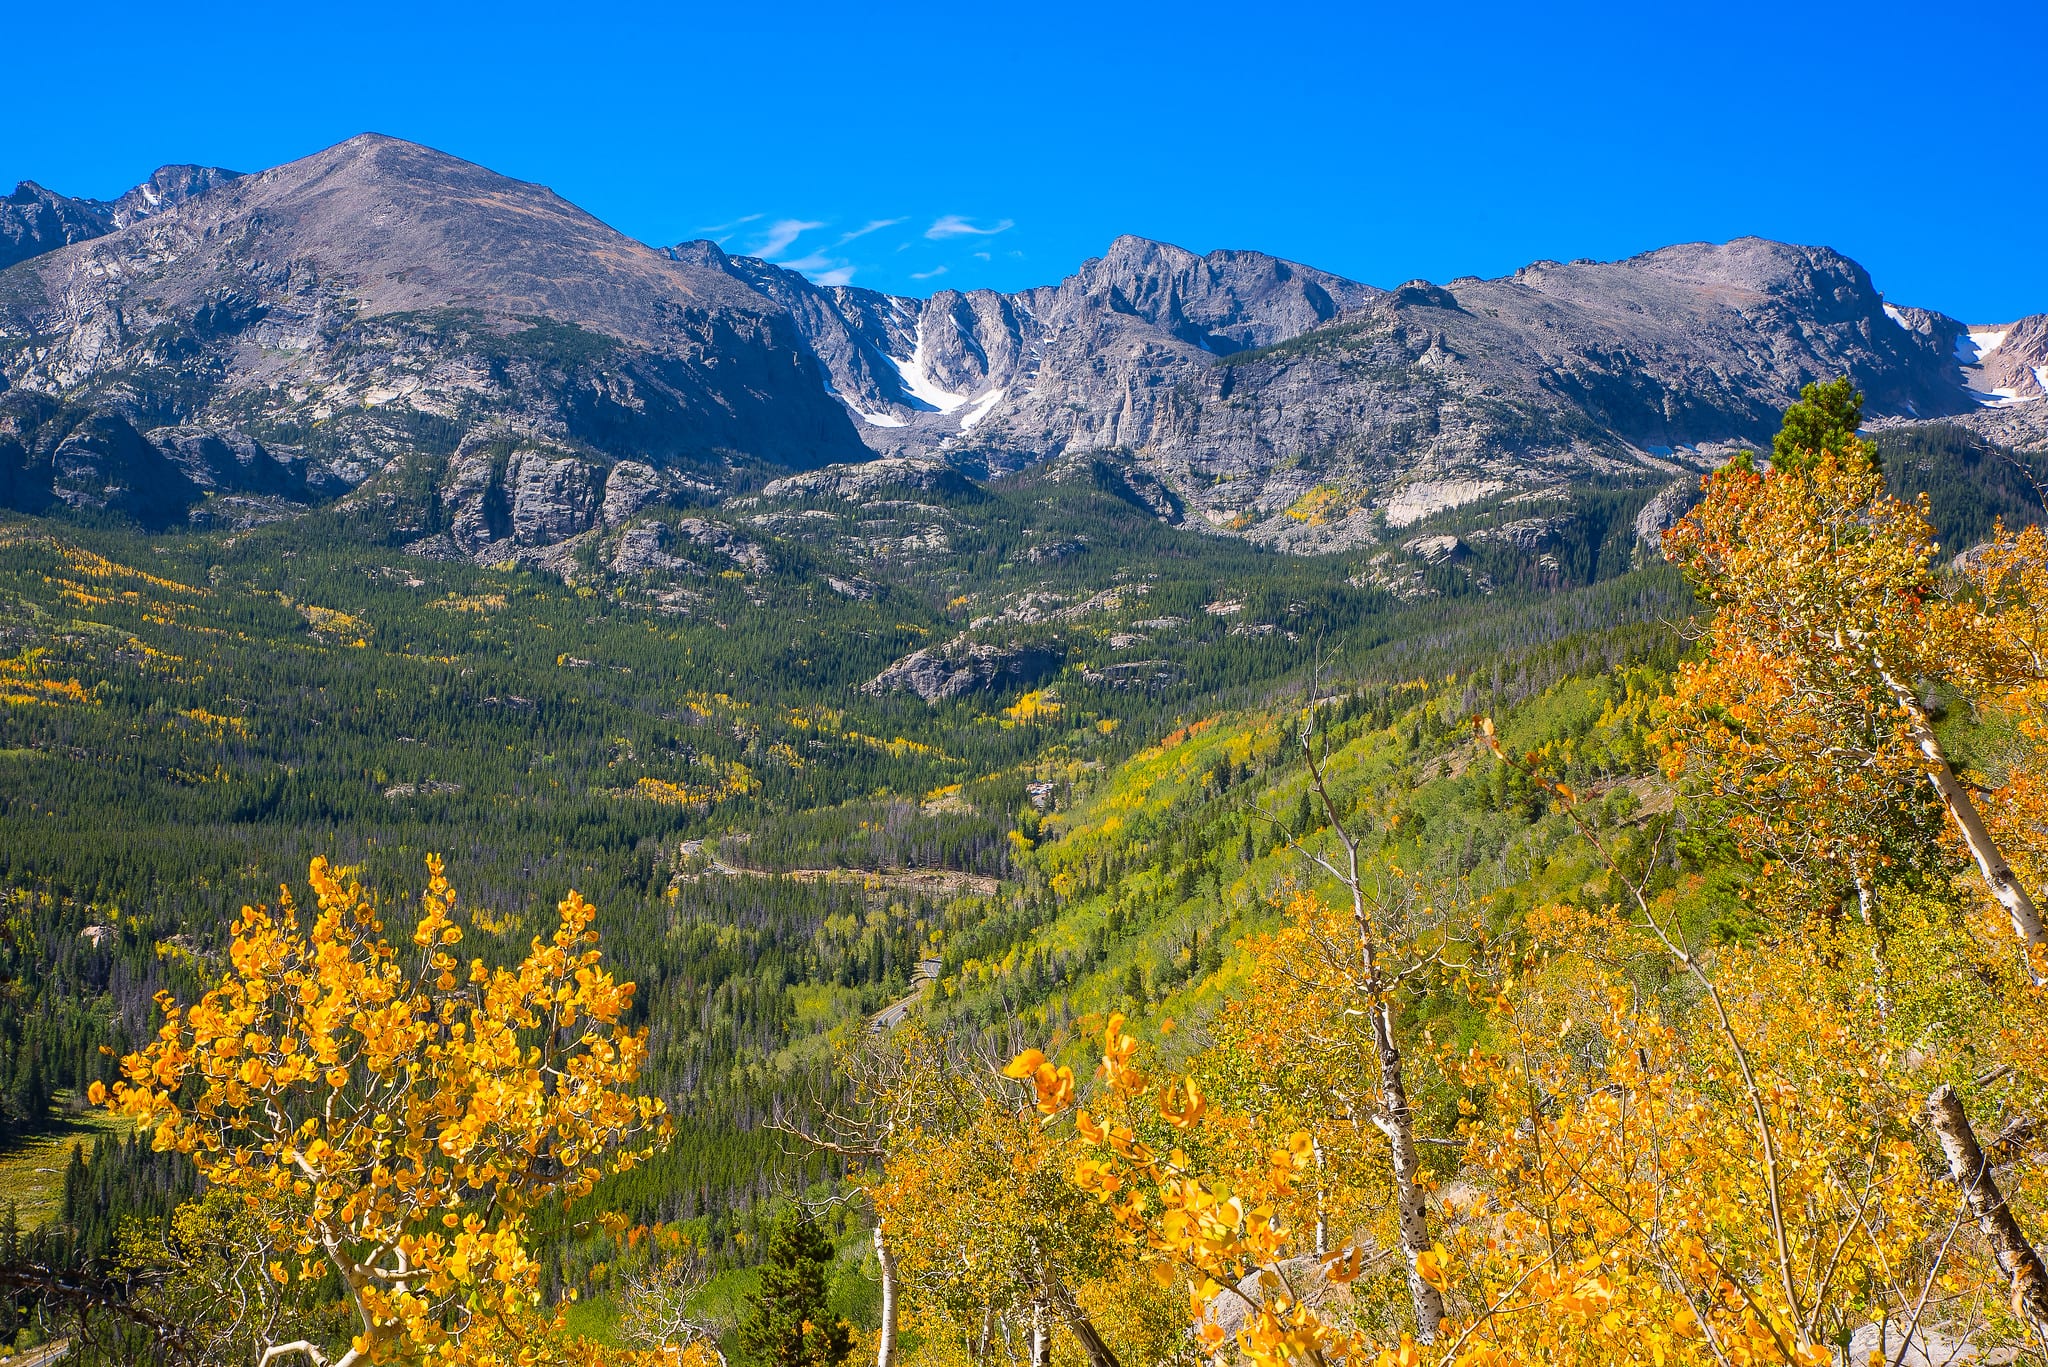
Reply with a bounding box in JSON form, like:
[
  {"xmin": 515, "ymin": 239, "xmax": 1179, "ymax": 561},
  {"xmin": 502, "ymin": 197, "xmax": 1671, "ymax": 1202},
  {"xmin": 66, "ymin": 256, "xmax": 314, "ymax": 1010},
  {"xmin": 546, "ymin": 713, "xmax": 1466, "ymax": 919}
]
[
  {"xmin": 1959, "ymin": 325, "xmax": 2039, "ymax": 406},
  {"xmin": 959, "ymin": 388, "xmax": 1006, "ymax": 431},
  {"xmin": 889, "ymin": 330, "xmax": 971, "ymax": 415},
  {"xmin": 1957, "ymin": 328, "xmax": 2010, "ymax": 365}
]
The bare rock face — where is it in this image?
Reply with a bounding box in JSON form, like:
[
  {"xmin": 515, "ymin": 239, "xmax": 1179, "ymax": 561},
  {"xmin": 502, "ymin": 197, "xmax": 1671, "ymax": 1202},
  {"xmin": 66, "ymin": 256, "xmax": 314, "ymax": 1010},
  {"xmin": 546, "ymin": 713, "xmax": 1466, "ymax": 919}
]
[
  {"xmin": 672, "ymin": 517, "xmax": 770, "ymax": 574},
  {"xmin": 1958, "ymin": 314, "xmax": 2048, "ymax": 406},
  {"xmin": 695, "ymin": 235, "xmax": 1987, "ymax": 552},
  {"xmin": 600, "ymin": 460, "xmax": 670, "ymax": 526},
  {"xmin": 147, "ymin": 426, "xmax": 330, "ymax": 499},
  {"xmin": 761, "ymin": 456, "xmax": 981, "ymax": 503},
  {"xmin": 865, "ymin": 639, "xmax": 1064, "ymax": 702},
  {"xmin": 0, "ymin": 135, "xmax": 865, "ymax": 547},
  {"xmin": 506, "ymin": 453, "xmax": 601, "ymax": 546},
  {"xmin": 609, "ymin": 522, "xmax": 686, "ymax": 576},
  {"xmin": 1632, "ymin": 474, "xmax": 1707, "ymax": 557},
  {"xmin": 1403, "ymin": 533, "xmax": 1467, "ymax": 565},
  {"xmin": 0, "ymin": 165, "xmax": 241, "ymax": 271},
  {"xmin": 0, "ymin": 392, "xmax": 196, "ymax": 527}
]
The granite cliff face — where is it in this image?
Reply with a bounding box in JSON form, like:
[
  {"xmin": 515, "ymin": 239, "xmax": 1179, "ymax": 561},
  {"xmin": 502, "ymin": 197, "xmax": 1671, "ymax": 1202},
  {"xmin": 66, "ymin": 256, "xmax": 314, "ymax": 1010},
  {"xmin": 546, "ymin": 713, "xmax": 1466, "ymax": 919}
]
[
  {"xmin": 689, "ymin": 236, "xmax": 1997, "ymax": 551},
  {"xmin": 2, "ymin": 134, "xmax": 2039, "ymax": 564},
  {"xmin": 0, "ymin": 135, "xmax": 866, "ymax": 548}
]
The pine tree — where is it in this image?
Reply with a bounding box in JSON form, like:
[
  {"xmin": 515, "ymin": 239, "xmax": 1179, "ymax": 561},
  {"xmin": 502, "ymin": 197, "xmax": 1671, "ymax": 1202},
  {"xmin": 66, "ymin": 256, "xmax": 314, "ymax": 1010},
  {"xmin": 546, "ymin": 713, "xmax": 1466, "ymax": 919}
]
[
  {"xmin": 1771, "ymin": 376, "xmax": 1869, "ymax": 471},
  {"xmin": 738, "ymin": 1210, "xmax": 853, "ymax": 1367}
]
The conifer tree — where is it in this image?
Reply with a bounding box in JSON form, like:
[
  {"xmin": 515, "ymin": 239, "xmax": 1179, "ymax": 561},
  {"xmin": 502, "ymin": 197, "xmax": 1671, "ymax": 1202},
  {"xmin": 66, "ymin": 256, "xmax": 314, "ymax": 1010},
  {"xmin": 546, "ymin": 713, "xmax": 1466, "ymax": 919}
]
[
  {"xmin": 738, "ymin": 1211, "xmax": 853, "ymax": 1367},
  {"xmin": 1770, "ymin": 375, "xmax": 1868, "ymax": 471}
]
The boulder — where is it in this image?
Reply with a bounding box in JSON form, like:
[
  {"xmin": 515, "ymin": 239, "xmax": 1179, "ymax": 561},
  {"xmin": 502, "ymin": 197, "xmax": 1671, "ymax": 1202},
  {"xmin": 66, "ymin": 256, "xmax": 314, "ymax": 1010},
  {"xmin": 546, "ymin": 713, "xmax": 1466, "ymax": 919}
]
[{"xmin": 866, "ymin": 640, "xmax": 1063, "ymax": 703}]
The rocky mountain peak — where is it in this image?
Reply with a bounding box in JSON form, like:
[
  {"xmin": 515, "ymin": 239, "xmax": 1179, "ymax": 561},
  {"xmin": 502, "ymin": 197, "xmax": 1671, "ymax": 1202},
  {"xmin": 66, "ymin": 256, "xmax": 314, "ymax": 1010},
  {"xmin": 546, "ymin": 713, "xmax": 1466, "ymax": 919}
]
[
  {"xmin": 0, "ymin": 182, "xmax": 107, "ymax": 271},
  {"xmin": 1, "ymin": 160, "xmax": 242, "ymax": 271},
  {"xmin": 0, "ymin": 134, "xmax": 867, "ymax": 541},
  {"xmin": 1073, "ymin": 234, "xmax": 1378, "ymax": 353},
  {"xmin": 104, "ymin": 163, "xmax": 244, "ymax": 228}
]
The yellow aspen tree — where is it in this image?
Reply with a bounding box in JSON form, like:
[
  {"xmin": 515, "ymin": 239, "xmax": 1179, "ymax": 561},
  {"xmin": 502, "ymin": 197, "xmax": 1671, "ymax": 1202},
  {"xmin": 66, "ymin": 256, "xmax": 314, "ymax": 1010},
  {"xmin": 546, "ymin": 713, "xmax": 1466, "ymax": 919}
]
[
  {"xmin": 95, "ymin": 855, "xmax": 672, "ymax": 1367},
  {"xmin": 1663, "ymin": 449, "xmax": 2048, "ymax": 971}
]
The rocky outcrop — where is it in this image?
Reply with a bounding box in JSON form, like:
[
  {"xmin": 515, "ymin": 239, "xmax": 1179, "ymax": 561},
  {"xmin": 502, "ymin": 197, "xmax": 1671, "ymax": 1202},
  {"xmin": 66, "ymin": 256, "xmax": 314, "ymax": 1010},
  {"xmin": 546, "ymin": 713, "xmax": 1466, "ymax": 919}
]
[
  {"xmin": 600, "ymin": 461, "xmax": 672, "ymax": 526},
  {"xmin": 1, "ymin": 393, "xmax": 204, "ymax": 527},
  {"xmin": 761, "ymin": 456, "xmax": 983, "ymax": 503},
  {"xmin": 865, "ymin": 640, "xmax": 1064, "ymax": 702},
  {"xmin": 147, "ymin": 427, "xmax": 331, "ymax": 499},
  {"xmin": 1403, "ymin": 533, "xmax": 1467, "ymax": 565},
  {"xmin": 1631, "ymin": 474, "xmax": 1706, "ymax": 557},
  {"xmin": 1472, "ymin": 515, "xmax": 1571, "ymax": 553}
]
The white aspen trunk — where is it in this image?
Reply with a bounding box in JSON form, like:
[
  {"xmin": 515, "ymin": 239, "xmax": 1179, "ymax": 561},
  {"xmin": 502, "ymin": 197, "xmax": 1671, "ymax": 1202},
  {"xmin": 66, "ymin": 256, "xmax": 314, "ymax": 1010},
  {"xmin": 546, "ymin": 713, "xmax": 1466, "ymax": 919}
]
[
  {"xmin": 1030, "ymin": 1297, "xmax": 1050, "ymax": 1367},
  {"xmin": 1370, "ymin": 997, "xmax": 1447, "ymax": 1342},
  {"xmin": 1927, "ymin": 1084, "xmax": 2048, "ymax": 1334},
  {"xmin": 1302, "ymin": 731, "xmax": 1448, "ymax": 1346},
  {"xmin": 1312, "ymin": 1136, "xmax": 1329, "ymax": 1257},
  {"xmin": 1043, "ymin": 1270, "xmax": 1121, "ymax": 1367},
  {"xmin": 260, "ymin": 1344, "xmax": 364, "ymax": 1367},
  {"xmin": 873, "ymin": 1223, "xmax": 898, "ymax": 1367},
  {"xmin": 1874, "ymin": 662, "xmax": 2048, "ymax": 971},
  {"xmin": 1851, "ymin": 865, "xmax": 1890, "ymax": 1017}
]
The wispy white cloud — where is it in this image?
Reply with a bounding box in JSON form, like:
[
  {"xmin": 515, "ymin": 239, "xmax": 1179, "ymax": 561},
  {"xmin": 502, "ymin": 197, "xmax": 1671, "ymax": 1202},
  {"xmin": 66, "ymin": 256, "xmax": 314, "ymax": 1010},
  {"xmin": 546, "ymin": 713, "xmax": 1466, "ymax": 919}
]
[
  {"xmin": 777, "ymin": 251, "xmax": 858, "ymax": 287},
  {"xmin": 926, "ymin": 215, "xmax": 1014, "ymax": 240},
  {"xmin": 697, "ymin": 212, "xmax": 764, "ymax": 236},
  {"xmin": 910, "ymin": 266, "xmax": 949, "ymax": 280},
  {"xmin": 752, "ymin": 218, "xmax": 827, "ymax": 260},
  {"xmin": 835, "ymin": 217, "xmax": 907, "ymax": 246}
]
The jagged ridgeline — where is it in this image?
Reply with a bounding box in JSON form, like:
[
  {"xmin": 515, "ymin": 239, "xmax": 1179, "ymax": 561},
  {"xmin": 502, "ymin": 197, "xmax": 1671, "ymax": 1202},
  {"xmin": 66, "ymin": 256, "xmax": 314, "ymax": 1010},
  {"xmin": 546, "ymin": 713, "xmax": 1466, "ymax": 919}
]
[
  {"xmin": 6, "ymin": 133, "xmax": 2048, "ymax": 575},
  {"xmin": 3, "ymin": 133, "xmax": 2048, "ymax": 1363}
]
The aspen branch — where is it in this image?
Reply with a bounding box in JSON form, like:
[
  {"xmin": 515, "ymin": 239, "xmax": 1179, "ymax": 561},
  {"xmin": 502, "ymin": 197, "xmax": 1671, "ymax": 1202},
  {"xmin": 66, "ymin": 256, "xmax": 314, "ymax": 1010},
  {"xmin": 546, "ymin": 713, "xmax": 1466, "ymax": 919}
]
[{"xmin": 1041, "ymin": 1267, "xmax": 1121, "ymax": 1367}]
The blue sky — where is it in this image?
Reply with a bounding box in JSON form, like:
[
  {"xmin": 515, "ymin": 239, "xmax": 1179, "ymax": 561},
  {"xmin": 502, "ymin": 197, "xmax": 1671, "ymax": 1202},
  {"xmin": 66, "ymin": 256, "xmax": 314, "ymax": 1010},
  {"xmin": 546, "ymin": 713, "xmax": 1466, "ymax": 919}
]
[{"xmin": 6, "ymin": 0, "xmax": 2044, "ymax": 321}]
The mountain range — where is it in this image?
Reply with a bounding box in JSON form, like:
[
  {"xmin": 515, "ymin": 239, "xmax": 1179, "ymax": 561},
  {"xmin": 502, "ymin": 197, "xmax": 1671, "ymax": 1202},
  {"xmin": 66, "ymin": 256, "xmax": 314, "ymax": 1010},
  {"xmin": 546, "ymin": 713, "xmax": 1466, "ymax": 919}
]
[{"xmin": 3, "ymin": 133, "xmax": 2044, "ymax": 566}]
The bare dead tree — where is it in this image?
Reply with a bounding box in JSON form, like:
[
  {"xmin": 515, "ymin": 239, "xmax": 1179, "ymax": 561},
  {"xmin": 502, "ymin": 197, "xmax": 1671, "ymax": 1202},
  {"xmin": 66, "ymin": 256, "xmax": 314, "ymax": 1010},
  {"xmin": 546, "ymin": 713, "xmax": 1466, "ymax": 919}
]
[
  {"xmin": 619, "ymin": 1244, "xmax": 732, "ymax": 1366},
  {"xmin": 1243, "ymin": 695, "xmax": 1458, "ymax": 1343}
]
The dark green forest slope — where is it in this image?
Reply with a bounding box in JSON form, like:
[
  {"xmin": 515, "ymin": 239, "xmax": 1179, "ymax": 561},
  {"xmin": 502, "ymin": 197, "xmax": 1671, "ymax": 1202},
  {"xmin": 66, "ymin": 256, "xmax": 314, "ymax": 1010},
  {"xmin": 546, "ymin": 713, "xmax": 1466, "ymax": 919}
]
[{"xmin": 0, "ymin": 422, "xmax": 2038, "ymax": 1312}]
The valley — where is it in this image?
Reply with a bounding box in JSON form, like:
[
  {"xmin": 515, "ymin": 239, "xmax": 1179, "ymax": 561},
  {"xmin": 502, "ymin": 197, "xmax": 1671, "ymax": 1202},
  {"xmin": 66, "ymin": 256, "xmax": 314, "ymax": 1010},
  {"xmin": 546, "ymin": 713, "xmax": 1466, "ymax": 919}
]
[{"xmin": 2, "ymin": 133, "xmax": 2048, "ymax": 1366}]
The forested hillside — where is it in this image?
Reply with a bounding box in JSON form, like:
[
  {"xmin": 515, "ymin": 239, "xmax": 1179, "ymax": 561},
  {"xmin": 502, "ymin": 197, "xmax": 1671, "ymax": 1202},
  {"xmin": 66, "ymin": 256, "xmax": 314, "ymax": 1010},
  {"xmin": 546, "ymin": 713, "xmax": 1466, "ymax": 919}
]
[{"xmin": 5, "ymin": 382, "xmax": 2048, "ymax": 1367}]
